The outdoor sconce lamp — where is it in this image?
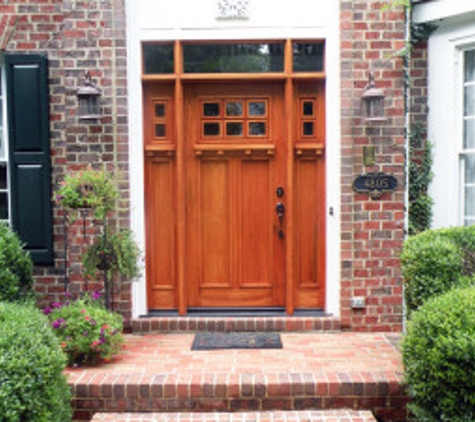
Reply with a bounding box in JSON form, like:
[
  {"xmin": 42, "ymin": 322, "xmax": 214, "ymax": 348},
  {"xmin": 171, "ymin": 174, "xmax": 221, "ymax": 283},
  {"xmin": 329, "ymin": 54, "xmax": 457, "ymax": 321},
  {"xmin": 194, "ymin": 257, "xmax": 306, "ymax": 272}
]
[
  {"xmin": 76, "ymin": 71, "xmax": 102, "ymax": 121},
  {"xmin": 362, "ymin": 71, "xmax": 386, "ymax": 122}
]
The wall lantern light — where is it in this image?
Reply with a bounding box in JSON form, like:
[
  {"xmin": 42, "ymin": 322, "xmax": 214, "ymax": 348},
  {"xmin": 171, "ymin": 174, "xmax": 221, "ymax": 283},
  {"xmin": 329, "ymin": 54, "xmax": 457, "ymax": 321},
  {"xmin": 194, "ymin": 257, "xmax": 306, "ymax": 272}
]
[
  {"xmin": 362, "ymin": 71, "xmax": 386, "ymax": 122},
  {"xmin": 76, "ymin": 71, "xmax": 102, "ymax": 121}
]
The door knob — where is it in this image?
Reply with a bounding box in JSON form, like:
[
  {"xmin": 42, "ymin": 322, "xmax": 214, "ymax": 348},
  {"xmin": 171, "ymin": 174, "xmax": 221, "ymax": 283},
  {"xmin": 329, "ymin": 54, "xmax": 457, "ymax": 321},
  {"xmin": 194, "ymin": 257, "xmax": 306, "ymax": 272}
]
[{"xmin": 276, "ymin": 202, "xmax": 285, "ymax": 219}]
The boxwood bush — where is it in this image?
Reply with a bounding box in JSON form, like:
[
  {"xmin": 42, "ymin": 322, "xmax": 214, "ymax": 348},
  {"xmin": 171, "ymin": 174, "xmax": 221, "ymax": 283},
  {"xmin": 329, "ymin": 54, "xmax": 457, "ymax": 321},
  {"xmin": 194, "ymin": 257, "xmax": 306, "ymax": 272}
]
[
  {"xmin": 0, "ymin": 302, "xmax": 72, "ymax": 421},
  {"xmin": 401, "ymin": 226, "xmax": 475, "ymax": 314},
  {"xmin": 0, "ymin": 223, "xmax": 34, "ymax": 302},
  {"xmin": 403, "ymin": 287, "xmax": 475, "ymax": 421}
]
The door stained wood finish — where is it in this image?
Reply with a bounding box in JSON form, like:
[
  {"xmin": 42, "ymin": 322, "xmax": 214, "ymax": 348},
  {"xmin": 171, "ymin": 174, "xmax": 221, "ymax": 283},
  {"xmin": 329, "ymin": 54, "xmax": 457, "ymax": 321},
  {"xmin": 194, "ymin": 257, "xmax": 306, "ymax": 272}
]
[
  {"xmin": 186, "ymin": 84, "xmax": 285, "ymax": 307},
  {"xmin": 144, "ymin": 80, "xmax": 326, "ymax": 311}
]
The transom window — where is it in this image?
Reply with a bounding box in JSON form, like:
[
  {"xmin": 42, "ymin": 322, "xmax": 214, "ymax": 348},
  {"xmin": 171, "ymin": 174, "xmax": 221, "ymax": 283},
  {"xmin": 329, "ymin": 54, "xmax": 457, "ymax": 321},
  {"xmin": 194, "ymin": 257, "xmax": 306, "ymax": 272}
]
[
  {"xmin": 200, "ymin": 98, "xmax": 269, "ymax": 140},
  {"xmin": 0, "ymin": 61, "xmax": 9, "ymax": 224},
  {"xmin": 142, "ymin": 41, "xmax": 325, "ymax": 75}
]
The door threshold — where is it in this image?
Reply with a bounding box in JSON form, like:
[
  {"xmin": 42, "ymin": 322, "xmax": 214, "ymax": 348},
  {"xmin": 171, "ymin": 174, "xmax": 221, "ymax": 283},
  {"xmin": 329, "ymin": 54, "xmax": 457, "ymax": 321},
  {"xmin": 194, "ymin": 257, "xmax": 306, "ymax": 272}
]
[{"xmin": 144, "ymin": 308, "xmax": 328, "ymax": 318}]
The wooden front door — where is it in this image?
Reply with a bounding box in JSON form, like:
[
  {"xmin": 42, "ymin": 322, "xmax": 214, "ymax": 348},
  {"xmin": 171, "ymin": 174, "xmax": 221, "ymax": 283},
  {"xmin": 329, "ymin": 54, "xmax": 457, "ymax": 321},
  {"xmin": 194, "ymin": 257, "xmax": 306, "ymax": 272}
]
[
  {"xmin": 144, "ymin": 79, "xmax": 326, "ymax": 312},
  {"xmin": 185, "ymin": 83, "xmax": 285, "ymax": 307}
]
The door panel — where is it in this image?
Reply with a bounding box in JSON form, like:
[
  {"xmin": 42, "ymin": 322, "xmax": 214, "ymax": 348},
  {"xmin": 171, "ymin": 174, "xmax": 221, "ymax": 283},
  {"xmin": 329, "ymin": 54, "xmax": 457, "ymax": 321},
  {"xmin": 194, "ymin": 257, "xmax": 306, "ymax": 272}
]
[{"xmin": 186, "ymin": 83, "xmax": 284, "ymax": 307}]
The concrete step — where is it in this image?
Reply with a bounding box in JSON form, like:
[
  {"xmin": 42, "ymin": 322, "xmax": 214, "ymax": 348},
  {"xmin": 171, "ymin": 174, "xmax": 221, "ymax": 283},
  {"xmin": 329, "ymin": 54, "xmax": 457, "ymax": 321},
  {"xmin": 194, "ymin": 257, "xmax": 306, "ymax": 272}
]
[
  {"xmin": 132, "ymin": 316, "xmax": 341, "ymax": 333},
  {"xmin": 91, "ymin": 410, "xmax": 378, "ymax": 421}
]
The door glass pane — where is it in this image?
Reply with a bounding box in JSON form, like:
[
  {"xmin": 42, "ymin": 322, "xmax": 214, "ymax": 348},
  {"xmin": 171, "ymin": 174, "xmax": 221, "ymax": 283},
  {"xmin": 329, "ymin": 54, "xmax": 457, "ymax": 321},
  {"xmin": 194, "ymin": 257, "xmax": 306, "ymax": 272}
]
[
  {"xmin": 465, "ymin": 50, "xmax": 475, "ymax": 83},
  {"xmin": 143, "ymin": 44, "xmax": 174, "ymax": 74},
  {"xmin": 465, "ymin": 85, "xmax": 475, "ymax": 116},
  {"xmin": 155, "ymin": 104, "xmax": 165, "ymax": 117},
  {"xmin": 226, "ymin": 122, "xmax": 243, "ymax": 136},
  {"xmin": 303, "ymin": 101, "xmax": 314, "ymax": 116},
  {"xmin": 183, "ymin": 43, "xmax": 284, "ymax": 73},
  {"xmin": 249, "ymin": 122, "xmax": 266, "ymax": 136},
  {"xmin": 204, "ymin": 103, "xmax": 220, "ymax": 117},
  {"xmin": 303, "ymin": 122, "xmax": 314, "ymax": 136},
  {"xmin": 465, "ymin": 119, "xmax": 475, "ymax": 149},
  {"xmin": 249, "ymin": 101, "xmax": 266, "ymax": 116},
  {"xmin": 155, "ymin": 124, "xmax": 166, "ymax": 138},
  {"xmin": 204, "ymin": 122, "xmax": 221, "ymax": 136},
  {"xmin": 0, "ymin": 163, "xmax": 7, "ymax": 190},
  {"xmin": 226, "ymin": 102, "xmax": 243, "ymax": 117},
  {"xmin": 293, "ymin": 42, "xmax": 324, "ymax": 72},
  {"xmin": 0, "ymin": 192, "xmax": 7, "ymax": 220}
]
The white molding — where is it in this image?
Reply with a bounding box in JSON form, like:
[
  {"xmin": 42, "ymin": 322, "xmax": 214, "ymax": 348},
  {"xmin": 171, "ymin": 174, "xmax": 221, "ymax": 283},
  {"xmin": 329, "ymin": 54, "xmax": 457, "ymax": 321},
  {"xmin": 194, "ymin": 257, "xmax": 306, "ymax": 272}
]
[
  {"xmin": 127, "ymin": 0, "xmax": 341, "ymax": 317},
  {"xmin": 413, "ymin": 1, "xmax": 475, "ymax": 24}
]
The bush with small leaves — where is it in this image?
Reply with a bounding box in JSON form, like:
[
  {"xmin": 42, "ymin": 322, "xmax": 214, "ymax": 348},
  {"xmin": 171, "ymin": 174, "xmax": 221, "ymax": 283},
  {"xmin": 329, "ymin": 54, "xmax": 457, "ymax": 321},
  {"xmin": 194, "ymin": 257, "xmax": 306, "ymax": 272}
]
[
  {"xmin": 0, "ymin": 222, "xmax": 34, "ymax": 302},
  {"xmin": 403, "ymin": 287, "xmax": 475, "ymax": 421},
  {"xmin": 401, "ymin": 226, "xmax": 475, "ymax": 314},
  {"xmin": 0, "ymin": 302, "xmax": 72, "ymax": 422}
]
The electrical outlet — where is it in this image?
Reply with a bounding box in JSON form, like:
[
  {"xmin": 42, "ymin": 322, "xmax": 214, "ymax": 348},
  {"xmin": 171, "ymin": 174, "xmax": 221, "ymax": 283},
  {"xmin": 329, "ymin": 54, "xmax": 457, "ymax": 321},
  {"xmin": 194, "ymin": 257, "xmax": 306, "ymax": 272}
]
[{"xmin": 351, "ymin": 296, "xmax": 365, "ymax": 309}]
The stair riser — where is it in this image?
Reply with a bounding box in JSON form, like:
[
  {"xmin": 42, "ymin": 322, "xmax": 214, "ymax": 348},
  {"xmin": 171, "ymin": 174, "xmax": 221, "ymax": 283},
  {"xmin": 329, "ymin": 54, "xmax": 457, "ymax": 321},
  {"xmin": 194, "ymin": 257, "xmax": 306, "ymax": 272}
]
[
  {"xmin": 132, "ymin": 317, "xmax": 341, "ymax": 333},
  {"xmin": 72, "ymin": 382, "xmax": 408, "ymax": 421}
]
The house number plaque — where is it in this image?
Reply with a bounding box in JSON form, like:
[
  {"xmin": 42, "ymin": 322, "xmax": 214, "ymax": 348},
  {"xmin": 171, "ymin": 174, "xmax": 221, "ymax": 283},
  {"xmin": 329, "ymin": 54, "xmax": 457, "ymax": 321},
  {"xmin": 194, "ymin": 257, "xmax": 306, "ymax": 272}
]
[{"xmin": 353, "ymin": 172, "xmax": 398, "ymax": 199}]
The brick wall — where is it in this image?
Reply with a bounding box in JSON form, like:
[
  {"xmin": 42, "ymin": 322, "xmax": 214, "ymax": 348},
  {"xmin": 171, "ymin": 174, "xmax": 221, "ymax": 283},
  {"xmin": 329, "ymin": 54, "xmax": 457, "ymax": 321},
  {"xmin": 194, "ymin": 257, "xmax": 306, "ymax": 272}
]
[
  {"xmin": 1, "ymin": 0, "xmax": 131, "ymax": 322},
  {"xmin": 340, "ymin": 1, "xmax": 406, "ymax": 331}
]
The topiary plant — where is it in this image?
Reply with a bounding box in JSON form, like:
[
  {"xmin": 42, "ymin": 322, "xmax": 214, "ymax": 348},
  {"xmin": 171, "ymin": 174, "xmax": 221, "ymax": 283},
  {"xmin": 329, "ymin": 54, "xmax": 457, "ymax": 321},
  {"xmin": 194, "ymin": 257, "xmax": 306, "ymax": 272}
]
[
  {"xmin": 403, "ymin": 287, "xmax": 475, "ymax": 421},
  {"xmin": 0, "ymin": 302, "xmax": 72, "ymax": 422},
  {"xmin": 0, "ymin": 222, "xmax": 34, "ymax": 302}
]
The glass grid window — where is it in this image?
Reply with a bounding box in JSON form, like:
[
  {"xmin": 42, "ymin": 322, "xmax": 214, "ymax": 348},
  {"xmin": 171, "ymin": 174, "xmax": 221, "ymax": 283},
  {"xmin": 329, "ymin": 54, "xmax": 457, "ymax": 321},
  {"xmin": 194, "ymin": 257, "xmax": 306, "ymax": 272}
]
[
  {"xmin": 0, "ymin": 60, "xmax": 10, "ymax": 223},
  {"xmin": 462, "ymin": 49, "xmax": 475, "ymax": 226}
]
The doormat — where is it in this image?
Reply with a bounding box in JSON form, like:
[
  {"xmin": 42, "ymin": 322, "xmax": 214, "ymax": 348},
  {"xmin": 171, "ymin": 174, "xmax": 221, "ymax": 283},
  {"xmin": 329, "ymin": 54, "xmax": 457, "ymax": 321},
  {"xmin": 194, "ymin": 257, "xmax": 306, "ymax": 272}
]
[{"xmin": 191, "ymin": 332, "xmax": 283, "ymax": 350}]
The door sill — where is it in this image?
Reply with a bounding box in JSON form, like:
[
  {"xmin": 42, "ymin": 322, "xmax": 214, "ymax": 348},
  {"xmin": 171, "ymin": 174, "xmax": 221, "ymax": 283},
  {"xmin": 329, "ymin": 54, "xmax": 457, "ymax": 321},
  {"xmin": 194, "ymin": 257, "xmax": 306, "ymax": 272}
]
[{"xmin": 144, "ymin": 308, "xmax": 327, "ymax": 317}]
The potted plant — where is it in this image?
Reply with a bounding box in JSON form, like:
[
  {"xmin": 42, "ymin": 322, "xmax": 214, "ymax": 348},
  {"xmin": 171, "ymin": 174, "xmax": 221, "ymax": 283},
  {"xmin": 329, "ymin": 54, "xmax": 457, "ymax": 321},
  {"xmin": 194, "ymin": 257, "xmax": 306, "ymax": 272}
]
[
  {"xmin": 55, "ymin": 169, "xmax": 118, "ymax": 220},
  {"xmin": 82, "ymin": 229, "xmax": 141, "ymax": 280}
]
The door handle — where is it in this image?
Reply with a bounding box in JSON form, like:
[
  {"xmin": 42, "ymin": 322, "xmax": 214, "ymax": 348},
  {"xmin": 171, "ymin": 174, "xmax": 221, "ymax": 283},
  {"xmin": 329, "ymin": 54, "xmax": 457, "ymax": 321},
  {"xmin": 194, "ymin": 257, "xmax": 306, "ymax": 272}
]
[
  {"xmin": 276, "ymin": 202, "xmax": 285, "ymax": 220},
  {"xmin": 276, "ymin": 202, "xmax": 285, "ymax": 239}
]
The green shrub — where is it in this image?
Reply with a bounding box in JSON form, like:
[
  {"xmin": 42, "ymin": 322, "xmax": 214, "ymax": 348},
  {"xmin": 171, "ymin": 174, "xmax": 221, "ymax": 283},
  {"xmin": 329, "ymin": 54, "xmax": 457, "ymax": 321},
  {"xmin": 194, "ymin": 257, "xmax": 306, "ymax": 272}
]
[
  {"xmin": 403, "ymin": 287, "xmax": 475, "ymax": 421},
  {"xmin": 0, "ymin": 302, "xmax": 72, "ymax": 422},
  {"xmin": 0, "ymin": 223, "xmax": 34, "ymax": 302},
  {"xmin": 45, "ymin": 293, "xmax": 124, "ymax": 366},
  {"xmin": 401, "ymin": 226, "xmax": 475, "ymax": 314}
]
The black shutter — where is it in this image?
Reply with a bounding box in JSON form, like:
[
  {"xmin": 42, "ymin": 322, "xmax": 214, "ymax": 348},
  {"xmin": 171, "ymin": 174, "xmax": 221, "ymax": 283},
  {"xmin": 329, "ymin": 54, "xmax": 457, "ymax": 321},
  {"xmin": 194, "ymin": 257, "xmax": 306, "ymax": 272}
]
[{"xmin": 5, "ymin": 54, "xmax": 53, "ymax": 264}]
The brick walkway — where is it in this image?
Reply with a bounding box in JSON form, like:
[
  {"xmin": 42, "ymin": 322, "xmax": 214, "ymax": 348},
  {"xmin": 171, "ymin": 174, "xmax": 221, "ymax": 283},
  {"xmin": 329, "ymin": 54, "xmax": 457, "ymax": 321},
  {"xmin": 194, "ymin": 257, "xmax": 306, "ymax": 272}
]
[{"xmin": 66, "ymin": 332, "xmax": 406, "ymax": 421}]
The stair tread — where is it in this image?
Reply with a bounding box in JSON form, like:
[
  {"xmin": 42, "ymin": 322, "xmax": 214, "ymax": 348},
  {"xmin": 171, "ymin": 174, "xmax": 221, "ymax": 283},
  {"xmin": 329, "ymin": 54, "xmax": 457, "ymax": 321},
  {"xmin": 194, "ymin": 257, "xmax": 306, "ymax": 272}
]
[{"xmin": 91, "ymin": 410, "xmax": 377, "ymax": 421}]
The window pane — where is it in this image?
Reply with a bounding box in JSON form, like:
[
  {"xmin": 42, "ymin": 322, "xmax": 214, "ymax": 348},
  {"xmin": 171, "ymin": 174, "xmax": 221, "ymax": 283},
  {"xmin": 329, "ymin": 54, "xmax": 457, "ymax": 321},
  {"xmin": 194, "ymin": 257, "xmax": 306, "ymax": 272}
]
[
  {"xmin": 155, "ymin": 104, "xmax": 165, "ymax": 117},
  {"xmin": 155, "ymin": 124, "xmax": 166, "ymax": 138},
  {"xmin": 226, "ymin": 122, "xmax": 243, "ymax": 136},
  {"xmin": 204, "ymin": 122, "xmax": 220, "ymax": 136},
  {"xmin": 465, "ymin": 119, "xmax": 475, "ymax": 149},
  {"xmin": 143, "ymin": 44, "xmax": 174, "ymax": 74},
  {"xmin": 465, "ymin": 50, "xmax": 475, "ymax": 83},
  {"xmin": 183, "ymin": 43, "xmax": 284, "ymax": 73},
  {"xmin": 249, "ymin": 101, "xmax": 266, "ymax": 116},
  {"xmin": 0, "ymin": 192, "xmax": 7, "ymax": 220},
  {"xmin": 465, "ymin": 154, "xmax": 475, "ymax": 184},
  {"xmin": 0, "ymin": 163, "xmax": 6, "ymax": 190},
  {"xmin": 226, "ymin": 102, "xmax": 243, "ymax": 117},
  {"xmin": 293, "ymin": 42, "xmax": 324, "ymax": 72},
  {"xmin": 249, "ymin": 122, "xmax": 266, "ymax": 136},
  {"xmin": 465, "ymin": 186, "xmax": 475, "ymax": 218},
  {"xmin": 204, "ymin": 103, "xmax": 220, "ymax": 117},
  {"xmin": 465, "ymin": 85, "xmax": 475, "ymax": 116}
]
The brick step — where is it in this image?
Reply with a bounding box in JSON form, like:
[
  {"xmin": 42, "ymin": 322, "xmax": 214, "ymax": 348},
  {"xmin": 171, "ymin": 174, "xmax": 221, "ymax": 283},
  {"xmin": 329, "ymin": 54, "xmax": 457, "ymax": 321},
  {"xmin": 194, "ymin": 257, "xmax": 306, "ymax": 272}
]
[
  {"xmin": 91, "ymin": 410, "xmax": 378, "ymax": 421},
  {"xmin": 132, "ymin": 316, "xmax": 341, "ymax": 333},
  {"xmin": 69, "ymin": 333, "xmax": 407, "ymax": 421}
]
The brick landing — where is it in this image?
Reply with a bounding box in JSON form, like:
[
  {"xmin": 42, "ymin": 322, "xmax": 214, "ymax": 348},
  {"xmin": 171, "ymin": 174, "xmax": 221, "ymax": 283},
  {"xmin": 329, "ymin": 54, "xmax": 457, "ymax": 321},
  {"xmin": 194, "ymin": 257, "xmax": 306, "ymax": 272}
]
[
  {"xmin": 67, "ymin": 332, "xmax": 407, "ymax": 421},
  {"xmin": 91, "ymin": 410, "xmax": 377, "ymax": 421}
]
